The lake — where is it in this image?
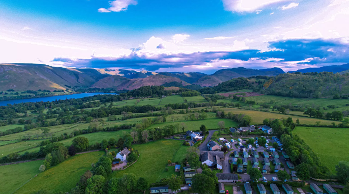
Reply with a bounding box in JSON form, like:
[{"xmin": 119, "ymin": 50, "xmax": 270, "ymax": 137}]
[{"xmin": 0, "ymin": 93, "xmax": 117, "ymax": 106}]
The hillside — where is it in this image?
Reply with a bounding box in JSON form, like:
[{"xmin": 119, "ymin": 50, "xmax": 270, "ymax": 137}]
[
  {"xmin": 292, "ymin": 63, "xmax": 349, "ymax": 73},
  {"xmin": 96, "ymin": 68, "xmax": 155, "ymax": 79},
  {"xmin": 158, "ymin": 72, "xmax": 206, "ymax": 84},
  {"xmin": 195, "ymin": 67, "xmax": 284, "ymax": 87},
  {"xmin": 0, "ymin": 64, "xmax": 108, "ymax": 91},
  {"xmin": 93, "ymin": 74, "xmax": 190, "ymax": 90}
]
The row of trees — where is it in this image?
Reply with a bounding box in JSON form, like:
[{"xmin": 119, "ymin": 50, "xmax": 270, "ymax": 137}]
[{"xmin": 304, "ymin": 108, "xmax": 343, "ymax": 121}]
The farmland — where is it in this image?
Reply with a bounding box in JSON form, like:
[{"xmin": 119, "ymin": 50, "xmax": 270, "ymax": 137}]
[{"xmin": 293, "ymin": 126, "xmax": 349, "ymax": 172}]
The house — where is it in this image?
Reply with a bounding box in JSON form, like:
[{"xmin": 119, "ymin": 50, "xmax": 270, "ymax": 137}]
[
  {"xmin": 263, "ymin": 152, "xmax": 269, "ymax": 158},
  {"xmin": 243, "ymin": 158, "xmax": 248, "ymax": 166},
  {"xmin": 286, "ymin": 161, "xmax": 295, "ymax": 169},
  {"xmin": 200, "ymin": 151, "xmax": 224, "ymax": 169},
  {"xmin": 260, "ymin": 125, "xmax": 273, "ymax": 134},
  {"xmin": 257, "ymin": 184, "xmax": 267, "ymax": 194},
  {"xmin": 185, "ymin": 178, "xmax": 192, "ymax": 185},
  {"xmin": 233, "ymin": 151, "xmax": 239, "ymax": 157},
  {"xmin": 230, "ymin": 139, "xmax": 235, "ymax": 143},
  {"xmin": 239, "ymin": 126, "xmax": 255, "ymax": 132},
  {"xmin": 243, "ymin": 151, "xmax": 249, "ymax": 158},
  {"xmin": 237, "ymin": 164, "xmax": 244, "ymax": 173},
  {"xmin": 263, "ymin": 158, "xmax": 270, "ymax": 166},
  {"xmin": 184, "ymin": 172, "xmax": 196, "ymax": 178},
  {"xmin": 272, "ymin": 152, "xmax": 279, "ymax": 158},
  {"xmin": 282, "ymin": 151, "xmax": 290, "ymax": 160},
  {"xmin": 207, "ymin": 141, "xmax": 221, "ymax": 151},
  {"xmin": 244, "ymin": 183, "xmax": 253, "ymax": 194},
  {"xmin": 232, "ymin": 158, "xmax": 238, "ymax": 165},
  {"xmin": 150, "ymin": 186, "xmax": 169, "ymax": 193},
  {"xmin": 270, "ymin": 184, "xmax": 280, "ymax": 194},
  {"xmin": 291, "ymin": 171, "xmax": 299, "ymax": 181},
  {"xmin": 183, "ymin": 166, "xmax": 194, "ymax": 172},
  {"xmin": 253, "ymin": 158, "xmax": 259, "ymax": 165},
  {"xmin": 273, "ymin": 158, "xmax": 281, "ymax": 165},
  {"xmin": 216, "ymin": 173, "xmax": 239, "ymax": 183},
  {"xmin": 323, "ymin": 184, "xmax": 337, "ymax": 194},
  {"xmin": 253, "ymin": 151, "xmax": 259, "ymax": 158},
  {"xmin": 310, "ymin": 183, "xmax": 323, "ymax": 194},
  {"xmin": 274, "ymin": 164, "xmax": 280, "ymax": 172},
  {"xmin": 263, "ymin": 165, "xmax": 270, "ymax": 173},
  {"xmin": 175, "ymin": 165, "xmax": 181, "ymax": 172},
  {"xmin": 186, "ymin": 131, "xmax": 203, "ymax": 142},
  {"xmin": 282, "ymin": 184, "xmax": 294, "ymax": 194},
  {"xmin": 230, "ymin": 127, "xmax": 237, "ymax": 133},
  {"xmin": 225, "ymin": 142, "xmax": 231, "ymax": 149},
  {"xmin": 219, "ymin": 183, "xmax": 225, "ymax": 193},
  {"xmin": 252, "ymin": 164, "xmax": 259, "ymax": 169},
  {"xmin": 219, "ymin": 138, "xmax": 225, "ymax": 142},
  {"xmin": 116, "ymin": 147, "xmax": 130, "ymax": 162},
  {"xmin": 270, "ymin": 148, "xmax": 276, "ymax": 152}
]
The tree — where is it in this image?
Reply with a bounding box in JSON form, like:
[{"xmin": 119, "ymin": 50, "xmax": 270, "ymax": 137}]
[
  {"xmin": 344, "ymin": 182, "xmax": 349, "ymax": 194},
  {"xmin": 336, "ymin": 161, "xmax": 349, "ymax": 184},
  {"xmin": 116, "ymin": 138, "xmax": 124, "ymax": 148},
  {"xmin": 123, "ymin": 134, "xmax": 133, "ymax": 149},
  {"xmin": 192, "ymin": 174, "xmax": 215, "ymax": 194},
  {"xmin": 120, "ymin": 174, "xmax": 137, "ymax": 194},
  {"xmin": 108, "ymin": 138, "xmax": 117, "ymax": 147},
  {"xmin": 277, "ymin": 170, "xmax": 290, "ymax": 182},
  {"xmin": 246, "ymin": 138, "xmax": 254, "ymax": 145},
  {"xmin": 101, "ymin": 139, "xmax": 108, "ymax": 150},
  {"xmin": 222, "ymin": 145, "xmax": 228, "ymax": 153},
  {"xmin": 186, "ymin": 147, "xmax": 200, "ymax": 168},
  {"xmin": 72, "ymin": 137, "xmax": 89, "ymax": 152},
  {"xmin": 218, "ymin": 121, "xmax": 225, "ymax": 129},
  {"xmin": 78, "ymin": 170, "xmax": 93, "ymax": 191},
  {"xmin": 202, "ymin": 169, "xmax": 218, "ymax": 184},
  {"xmin": 39, "ymin": 165, "xmax": 46, "ymax": 172},
  {"xmin": 43, "ymin": 153, "xmax": 52, "ymax": 169},
  {"xmin": 85, "ymin": 175, "xmax": 105, "ymax": 194},
  {"xmin": 51, "ymin": 145, "xmax": 68, "ymax": 166},
  {"xmin": 68, "ymin": 144, "xmax": 77, "ymax": 156},
  {"xmin": 295, "ymin": 163, "xmax": 310, "ymax": 180},
  {"xmin": 136, "ymin": 177, "xmax": 149, "ymax": 194},
  {"xmin": 94, "ymin": 165, "xmax": 107, "ymax": 178},
  {"xmin": 258, "ymin": 137, "xmax": 266, "ymax": 146},
  {"xmin": 248, "ymin": 168, "xmax": 262, "ymax": 182},
  {"xmin": 107, "ymin": 178, "xmax": 119, "ymax": 194},
  {"xmin": 127, "ymin": 152, "xmax": 138, "ymax": 163},
  {"xmin": 168, "ymin": 174, "xmax": 182, "ymax": 191},
  {"xmin": 141, "ymin": 130, "xmax": 149, "ymax": 143},
  {"xmin": 94, "ymin": 156, "xmax": 112, "ymax": 176},
  {"xmin": 237, "ymin": 158, "xmax": 243, "ymax": 165},
  {"xmin": 200, "ymin": 125, "xmax": 207, "ymax": 134}
]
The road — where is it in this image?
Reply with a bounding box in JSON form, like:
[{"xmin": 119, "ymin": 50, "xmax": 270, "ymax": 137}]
[{"xmin": 198, "ymin": 130, "xmax": 216, "ymax": 153}]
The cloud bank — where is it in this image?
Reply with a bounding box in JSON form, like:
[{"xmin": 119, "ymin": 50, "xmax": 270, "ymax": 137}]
[{"xmin": 98, "ymin": 0, "xmax": 137, "ymax": 13}]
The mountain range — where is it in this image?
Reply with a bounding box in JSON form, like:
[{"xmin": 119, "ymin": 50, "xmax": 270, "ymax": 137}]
[{"xmin": 1, "ymin": 63, "xmax": 348, "ymax": 91}]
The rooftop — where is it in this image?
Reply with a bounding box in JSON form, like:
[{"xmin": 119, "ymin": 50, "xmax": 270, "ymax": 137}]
[
  {"xmin": 311, "ymin": 183, "xmax": 323, "ymax": 193},
  {"xmin": 270, "ymin": 184, "xmax": 280, "ymax": 192},
  {"xmin": 283, "ymin": 184, "xmax": 293, "ymax": 192},
  {"xmin": 244, "ymin": 183, "xmax": 252, "ymax": 192},
  {"xmin": 258, "ymin": 184, "xmax": 266, "ymax": 192},
  {"xmin": 216, "ymin": 173, "xmax": 239, "ymax": 180}
]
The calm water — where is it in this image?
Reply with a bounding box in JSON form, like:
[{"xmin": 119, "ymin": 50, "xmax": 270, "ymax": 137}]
[{"xmin": 0, "ymin": 93, "xmax": 117, "ymax": 106}]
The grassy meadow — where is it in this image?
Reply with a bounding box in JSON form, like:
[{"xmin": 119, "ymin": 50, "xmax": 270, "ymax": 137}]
[
  {"xmin": 160, "ymin": 95, "xmax": 184, "ymax": 105},
  {"xmin": 293, "ymin": 126, "xmax": 349, "ymax": 172},
  {"xmin": 0, "ymin": 160, "xmax": 42, "ymax": 194},
  {"xmin": 0, "ymin": 124, "xmax": 24, "ymax": 132},
  {"xmin": 16, "ymin": 151, "xmax": 103, "ymax": 194}
]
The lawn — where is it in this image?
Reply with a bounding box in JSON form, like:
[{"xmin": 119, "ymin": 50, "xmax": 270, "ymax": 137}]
[
  {"xmin": 293, "ymin": 126, "xmax": 349, "ymax": 172},
  {"xmin": 16, "ymin": 151, "xmax": 103, "ymax": 194},
  {"xmin": 112, "ymin": 140, "xmax": 185, "ymax": 183},
  {"xmin": 0, "ymin": 140, "xmax": 18, "ymax": 146},
  {"xmin": 160, "ymin": 95, "xmax": 184, "ymax": 105},
  {"xmin": 0, "ymin": 160, "xmax": 42, "ymax": 194},
  {"xmin": 146, "ymin": 118, "xmax": 238, "ymax": 131},
  {"xmin": 222, "ymin": 108, "xmax": 341, "ymax": 125},
  {"xmin": 184, "ymin": 95, "xmax": 207, "ymax": 103},
  {"xmin": 0, "ymin": 124, "xmax": 24, "ymax": 132},
  {"xmin": 172, "ymin": 144, "xmax": 189, "ymax": 163},
  {"xmin": 0, "ymin": 140, "xmax": 42, "ymax": 156}
]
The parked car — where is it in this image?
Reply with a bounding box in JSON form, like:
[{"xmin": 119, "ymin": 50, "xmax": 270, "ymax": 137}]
[
  {"xmin": 262, "ymin": 177, "xmax": 267, "ymax": 182},
  {"xmin": 226, "ymin": 190, "xmax": 229, "ymax": 194}
]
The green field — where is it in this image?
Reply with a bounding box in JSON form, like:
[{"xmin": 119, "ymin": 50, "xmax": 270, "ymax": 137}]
[
  {"xmin": 0, "ymin": 140, "xmax": 18, "ymax": 146},
  {"xmin": 184, "ymin": 95, "xmax": 207, "ymax": 103},
  {"xmin": 293, "ymin": 126, "xmax": 349, "ymax": 172},
  {"xmin": 0, "ymin": 140, "xmax": 42, "ymax": 156},
  {"xmin": 0, "ymin": 124, "xmax": 24, "ymax": 132},
  {"xmin": 16, "ymin": 151, "xmax": 103, "ymax": 194},
  {"xmin": 146, "ymin": 118, "xmax": 238, "ymax": 131},
  {"xmin": 160, "ymin": 95, "xmax": 184, "ymax": 105},
  {"xmin": 112, "ymin": 140, "xmax": 185, "ymax": 183},
  {"xmin": 0, "ymin": 160, "xmax": 42, "ymax": 194},
  {"xmin": 222, "ymin": 108, "xmax": 341, "ymax": 125}
]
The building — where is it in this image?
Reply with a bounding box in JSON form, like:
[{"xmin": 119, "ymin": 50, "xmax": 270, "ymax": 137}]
[
  {"xmin": 253, "ymin": 158, "xmax": 259, "ymax": 165},
  {"xmin": 263, "ymin": 158, "xmax": 270, "ymax": 166},
  {"xmin": 232, "ymin": 158, "xmax": 238, "ymax": 165},
  {"xmin": 243, "ymin": 151, "xmax": 249, "ymax": 158},
  {"xmin": 260, "ymin": 125, "xmax": 273, "ymax": 134},
  {"xmin": 185, "ymin": 178, "xmax": 192, "ymax": 185},
  {"xmin": 186, "ymin": 130, "xmax": 203, "ymax": 142},
  {"xmin": 175, "ymin": 165, "xmax": 181, "ymax": 172},
  {"xmin": 244, "ymin": 183, "xmax": 253, "ymax": 194},
  {"xmin": 310, "ymin": 183, "xmax": 323, "ymax": 194},
  {"xmin": 219, "ymin": 183, "xmax": 225, "ymax": 193},
  {"xmin": 200, "ymin": 151, "xmax": 224, "ymax": 169},
  {"xmin": 115, "ymin": 147, "xmax": 130, "ymax": 161},
  {"xmin": 291, "ymin": 171, "xmax": 299, "ymax": 181},
  {"xmin": 253, "ymin": 151, "xmax": 259, "ymax": 158},
  {"xmin": 272, "ymin": 152, "xmax": 279, "ymax": 158},
  {"xmin": 282, "ymin": 184, "xmax": 294, "ymax": 194},
  {"xmin": 243, "ymin": 158, "xmax": 248, "ymax": 166},
  {"xmin": 230, "ymin": 127, "xmax": 237, "ymax": 133},
  {"xmin": 274, "ymin": 164, "xmax": 280, "ymax": 172},
  {"xmin": 239, "ymin": 126, "xmax": 255, "ymax": 132},
  {"xmin": 286, "ymin": 161, "xmax": 294, "ymax": 169},
  {"xmin": 263, "ymin": 152, "xmax": 269, "ymax": 158},
  {"xmin": 233, "ymin": 151, "xmax": 239, "ymax": 157},
  {"xmin": 207, "ymin": 141, "xmax": 221, "ymax": 151},
  {"xmin": 270, "ymin": 184, "xmax": 280, "ymax": 194},
  {"xmin": 225, "ymin": 142, "xmax": 231, "ymax": 149},
  {"xmin": 184, "ymin": 172, "xmax": 196, "ymax": 178},
  {"xmin": 150, "ymin": 186, "xmax": 169, "ymax": 193},
  {"xmin": 263, "ymin": 165, "xmax": 270, "ymax": 173},
  {"xmin": 183, "ymin": 166, "xmax": 194, "ymax": 172},
  {"xmin": 252, "ymin": 164, "xmax": 259, "ymax": 169},
  {"xmin": 323, "ymin": 184, "xmax": 337, "ymax": 194},
  {"xmin": 257, "ymin": 184, "xmax": 267, "ymax": 194},
  {"xmin": 237, "ymin": 164, "xmax": 244, "ymax": 173},
  {"xmin": 273, "ymin": 158, "xmax": 281, "ymax": 165},
  {"xmin": 282, "ymin": 151, "xmax": 290, "ymax": 160},
  {"xmin": 216, "ymin": 173, "xmax": 239, "ymax": 183}
]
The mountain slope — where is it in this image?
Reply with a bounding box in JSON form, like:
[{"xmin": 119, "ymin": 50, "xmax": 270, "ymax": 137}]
[
  {"xmin": 195, "ymin": 67, "xmax": 284, "ymax": 87},
  {"xmin": 0, "ymin": 64, "xmax": 108, "ymax": 91},
  {"xmin": 292, "ymin": 63, "xmax": 349, "ymax": 73},
  {"xmin": 158, "ymin": 72, "xmax": 206, "ymax": 84},
  {"xmin": 92, "ymin": 74, "xmax": 190, "ymax": 90}
]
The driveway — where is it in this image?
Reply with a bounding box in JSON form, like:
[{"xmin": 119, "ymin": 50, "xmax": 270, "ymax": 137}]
[{"xmin": 198, "ymin": 130, "xmax": 217, "ymax": 153}]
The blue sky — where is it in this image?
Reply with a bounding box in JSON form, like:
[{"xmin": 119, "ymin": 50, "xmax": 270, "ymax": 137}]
[{"xmin": 0, "ymin": 0, "xmax": 348, "ymax": 73}]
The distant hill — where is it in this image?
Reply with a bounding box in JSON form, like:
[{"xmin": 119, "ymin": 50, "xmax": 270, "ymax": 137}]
[
  {"xmin": 195, "ymin": 67, "xmax": 284, "ymax": 87},
  {"xmin": 292, "ymin": 63, "xmax": 349, "ymax": 73},
  {"xmin": 96, "ymin": 68, "xmax": 155, "ymax": 79},
  {"xmin": 0, "ymin": 63, "xmax": 108, "ymax": 91},
  {"xmin": 93, "ymin": 74, "xmax": 190, "ymax": 90},
  {"xmin": 158, "ymin": 72, "xmax": 206, "ymax": 84}
]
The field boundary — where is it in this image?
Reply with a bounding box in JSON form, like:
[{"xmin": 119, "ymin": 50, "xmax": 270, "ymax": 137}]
[{"xmin": 11, "ymin": 174, "xmax": 38, "ymax": 194}]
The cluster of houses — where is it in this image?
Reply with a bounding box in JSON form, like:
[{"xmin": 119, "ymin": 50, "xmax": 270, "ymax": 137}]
[
  {"xmin": 186, "ymin": 130, "xmax": 203, "ymax": 142},
  {"xmin": 310, "ymin": 183, "xmax": 338, "ymax": 194},
  {"xmin": 200, "ymin": 151, "xmax": 224, "ymax": 170},
  {"xmin": 228, "ymin": 125, "xmax": 273, "ymax": 134}
]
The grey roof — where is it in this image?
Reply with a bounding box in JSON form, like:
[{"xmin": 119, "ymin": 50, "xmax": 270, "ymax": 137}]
[
  {"xmin": 119, "ymin": 148, "xmax": 130, "ymax": 156},
  {"xmin": 253, "ymin": 158, "xmax": 259, "ymax": 163},
  {"xmin": 216, "ymin": 173, "xmax": 239, "ymax": 180},
  {"xmin": 323, "ymin": 184, "xmax": 336, "ymax": 193},
  {"xmin": 234, "ymin": 151, "xmax": 239, "ymax": 155},
  {"xmin": 264, "ymin": 158, "xmax": 270, "ymax": 163},
  {"xmin": 258, "ymin": 184, "xmax": 266, "ymax": 192},
  {"xmin": 200, "ymin": 151, "xmax": 224, "ymax": 162},
  {"xmin": 253, "ymin": 151, "xmax": 258, "ymax": 155},
  {"xmin": 275, "ymin": 164, "xmax": 280, "ymax": 170},
  {"xmin": 150, "ymin": 186, "xmax": 169, "ymax": 190},
  {"xmin": 270, "ymin": 184, "xmax": 280, "ymax": 192},
  {"xmin": 185, "ymin": 178, "xmax": 192, "ymax": 181},
  {"xmin": 263, "ymin": 152, "xmax": 269, "ymax": 156},
  {"xmin": 216, "ymin": 155, "xmax": 223, "ymax": 166},
  {"xmin": 283, "ymin": 184, "xmax": 293, "ymax": 192},
  {"xmin": 274, "ymin": 158, "xmax": 280, "ymax": 163},
  {"xmin": 244, "ymin": 183, "xmax": 252, "ymax": 192},
  {"xmin": 219, "ymin": 183, "xmax": 225, "ymax": 190},
  {"xmin": 262, "ymin": 125, "xmax": 271, "ymax": 130},
  {"xmin": 263, "ymin": 165, "xmax": 270, "ymax": 171},
  {"xmin": 243, "ymin": 158, "xmax": 248, "ymax": 163},
  {"xmin": 311, "ymin": 183, "xmax": 323, "ymax": 193},
  {"xmin": 207, "ymin": 141, "xmax": 219, "ymax": 148},
  {"xmin": 291, "ymin": 171, "xmax": 297, "ymax": 177},
  {"xmin": 184, "ymin": 172, "xmax": 196, "ymax": 175},
  {"xmin": 252, "ymin": 164, "xmax": 259, "ymax": 168}
]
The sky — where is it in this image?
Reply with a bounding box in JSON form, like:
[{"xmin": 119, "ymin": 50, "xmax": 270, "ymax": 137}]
[{"xmin": 0, "ymin": 0, "xmax": 348, "ymax": 74}]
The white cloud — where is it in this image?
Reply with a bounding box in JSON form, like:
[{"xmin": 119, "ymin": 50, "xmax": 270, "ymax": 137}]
[
  {"xmin": 281, "ymin": 2, "xmax": 299, "ymax": 10},
  {"xmin": 222, "ymin": 0, "xmax": 288, "ymax": 12},
  {"xmin": 205, "ymin": 36, "xmax": 234, "ymax": 40},
  {"xmin": 21, "ymin": 26, "xmax": 32, "ymax": 31},
  {"xmin": 98, "ymin": 0, "xmax": 137, "ymax": 13},
  {"xmin": 172, "ymin": 34, "xmax": 190, "ymax": 43}
]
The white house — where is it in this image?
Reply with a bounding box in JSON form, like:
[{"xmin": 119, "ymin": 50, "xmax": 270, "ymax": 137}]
[
  {"xmin": 187, "ymin": 131, "xmax": 203, "ymax": 142},
  {"xmin": 225, "ymin": 143, "xmax": 231, "ymax": 149},
  {"xmin": 200, "ymin": 151, "xmax": 224, "ymax": 169},
  {"xmin": 116, "ymin": 147, "xmax": 130, "ymax": 162}
]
